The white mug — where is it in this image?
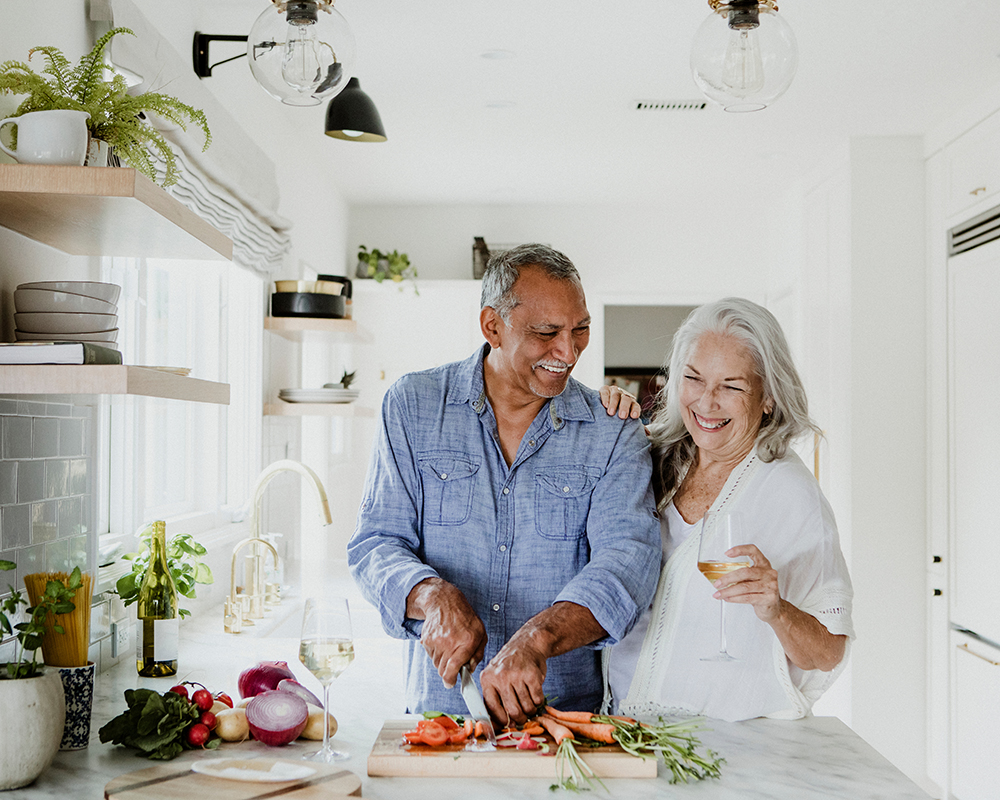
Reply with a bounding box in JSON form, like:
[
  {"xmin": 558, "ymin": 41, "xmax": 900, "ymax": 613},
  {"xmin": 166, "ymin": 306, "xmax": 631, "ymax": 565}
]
[{"xmin": 0, "ymin": 109, "xmax": 90, "ymax": 166}]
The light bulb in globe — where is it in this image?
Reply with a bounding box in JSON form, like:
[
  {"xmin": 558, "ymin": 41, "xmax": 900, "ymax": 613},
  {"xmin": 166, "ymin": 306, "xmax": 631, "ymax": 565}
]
[
  {"xmin": 690, "ymin": 1, "xmax": 798, "ymax": 113},
  {"xmin": 248, "ymin": 0, "xmax": 355, "ymax": 107}
]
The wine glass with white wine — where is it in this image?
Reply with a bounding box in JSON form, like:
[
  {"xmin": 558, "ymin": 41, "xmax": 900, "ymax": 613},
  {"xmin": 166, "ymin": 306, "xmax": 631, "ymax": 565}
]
[
  {"xmin": 299, "ymin": 596, "xmax": 354, "ymax": 761},
  {"xmin": 697, "ymin": 511, "xmax": 752, "ymax": 662}
]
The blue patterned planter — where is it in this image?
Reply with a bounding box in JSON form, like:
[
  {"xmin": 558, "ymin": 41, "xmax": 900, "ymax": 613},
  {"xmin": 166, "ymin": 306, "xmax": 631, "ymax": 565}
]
[{"xmin": 57, "ymin": 662, "xmax": 95, "ymax": 750}]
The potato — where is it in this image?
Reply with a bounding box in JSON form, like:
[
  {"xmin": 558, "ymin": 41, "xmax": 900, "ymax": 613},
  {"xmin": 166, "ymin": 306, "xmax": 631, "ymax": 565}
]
[
  {"xmin": 215, "ymin": 707, "xmax": 250, "ymax": 742},
  {"xmin": 299, "ymin": 706, "xmax": 338, "ymax": 741}
]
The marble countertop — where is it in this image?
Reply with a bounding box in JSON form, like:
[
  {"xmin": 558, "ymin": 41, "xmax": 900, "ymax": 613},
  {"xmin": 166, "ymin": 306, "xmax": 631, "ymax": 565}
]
[{"xmin": 4, "ymin": 569, "xmax": 931, "ymax": 800}]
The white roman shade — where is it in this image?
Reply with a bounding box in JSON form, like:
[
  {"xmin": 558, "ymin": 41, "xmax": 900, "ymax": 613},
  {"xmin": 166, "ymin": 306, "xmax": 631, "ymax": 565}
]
[{"xmin": 89, "ymin": 0, "xmax": 291, "ymax": 273}]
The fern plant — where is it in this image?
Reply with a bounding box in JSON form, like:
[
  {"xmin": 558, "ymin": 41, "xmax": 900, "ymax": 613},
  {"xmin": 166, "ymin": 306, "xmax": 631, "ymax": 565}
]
[{"xmin": 0, "ymin": 27, "xmax": 210, "ymax": 186}]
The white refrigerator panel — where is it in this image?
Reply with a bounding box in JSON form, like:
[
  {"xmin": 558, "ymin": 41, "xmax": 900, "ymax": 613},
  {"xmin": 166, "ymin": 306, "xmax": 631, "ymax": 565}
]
[
  {"xmin": 951, "ymin": 631, "xmax": 1000, "ymax": 800},
  {"xmin": 949, "ymin": 245, "xmax": 1000, "ymax": 643}
]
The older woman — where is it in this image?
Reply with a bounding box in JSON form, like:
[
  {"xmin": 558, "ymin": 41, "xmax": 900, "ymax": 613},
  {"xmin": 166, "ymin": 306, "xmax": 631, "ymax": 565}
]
[{"xmin": 603, "ymin": 297, "xmax": 854, "ymax": 722}]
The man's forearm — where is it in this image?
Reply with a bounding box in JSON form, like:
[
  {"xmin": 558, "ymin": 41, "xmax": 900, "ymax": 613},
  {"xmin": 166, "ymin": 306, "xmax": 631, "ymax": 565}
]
[{"xmin": 511, "ymin": 601, "xmax": 607, "ymax": 660}]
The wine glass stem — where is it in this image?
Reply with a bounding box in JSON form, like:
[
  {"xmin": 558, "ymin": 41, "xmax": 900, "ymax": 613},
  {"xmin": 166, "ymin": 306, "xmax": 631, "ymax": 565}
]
[
  {"xmin": 719, "ymin": 599, "xmax": 728, "ymax": 655},
  {"xmin": 321, "ymin": 681, "xmax": 332, "ymax": 754}
]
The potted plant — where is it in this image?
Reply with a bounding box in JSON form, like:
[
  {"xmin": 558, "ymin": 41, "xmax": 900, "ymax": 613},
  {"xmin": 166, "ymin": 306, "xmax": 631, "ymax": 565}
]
[
  {"xmin": 0, "ymin": 561, "xmax": 81, "ymax": 790},
  {"xmin": 356, "ymin": 245, "xmax": 418, "ymax": 292},
  {"xmin": 114, "ymin": 528, "xmax": 213, "ymax": 619},
  {"xmin": 0, "ymin": 27, "xmax": 211, "ymax": 186}
]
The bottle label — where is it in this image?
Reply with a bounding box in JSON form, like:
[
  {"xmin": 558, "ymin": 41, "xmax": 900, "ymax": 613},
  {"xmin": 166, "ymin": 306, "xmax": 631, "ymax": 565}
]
[{"xmin": 154, "ymin": 618, "xmax": 179, "ymax": 660}]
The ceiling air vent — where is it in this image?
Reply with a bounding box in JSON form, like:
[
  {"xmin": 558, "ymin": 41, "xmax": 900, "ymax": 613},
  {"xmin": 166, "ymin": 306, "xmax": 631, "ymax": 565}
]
[
  {"xmin": 635, "ymin": 99, "xmax": 708, "ymax": 112},
  {"xmin": 949, "ymin": 203, "xmax": 1000, "ymax": 256}
]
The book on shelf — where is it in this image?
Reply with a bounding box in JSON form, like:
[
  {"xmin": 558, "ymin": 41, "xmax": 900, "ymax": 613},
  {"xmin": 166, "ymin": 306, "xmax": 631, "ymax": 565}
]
[{"xmin": 0, "ymin": 341, "xmax": 122, "ymax": 365}]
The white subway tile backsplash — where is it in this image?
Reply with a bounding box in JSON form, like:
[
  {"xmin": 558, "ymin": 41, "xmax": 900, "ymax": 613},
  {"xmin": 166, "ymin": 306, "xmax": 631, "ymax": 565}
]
[
  {"xmin": 45, "ymin": 536, "xmax": 71, "ymax": 573},
  {"xmin": 16, "ymin": 459, "xmax": 44, "ymax": 503},
  {"xmin": 57, "ymin": 497, "xmax": 83, "ymax": 538},
  {"xmin": 0, "ymin": 462, "xmax": 15, "ymax": 505},
  {"xmin": 2, "ymin": 417, "xmax": 32, "ymax": 459},
  {"xmin": 31, "ymin": 501, "xmax": 57, "ymax": 543},
  {"xmin": 2, "ymin": 504, "xmax": 30, "ymax": 548},
  {"xmin": 32, "ymin": 418, "xmax": 59, "ymax": 458},
  {"xmin": 59, "ymin": 418, "xmax": 85, "ymax": 457},
  {"xmin": 45, "ymin": 459, "xmax": 70, "ymax": 498},
  {"xmin": 69, "ymin": 459, "xmax": 88, "ymax": 495}
]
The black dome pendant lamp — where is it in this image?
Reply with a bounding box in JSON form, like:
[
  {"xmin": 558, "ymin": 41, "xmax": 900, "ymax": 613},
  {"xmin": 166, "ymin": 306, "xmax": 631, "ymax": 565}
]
[{"xmin": 325, "ymin": 78, "xmax": 387, "ymax": 142}]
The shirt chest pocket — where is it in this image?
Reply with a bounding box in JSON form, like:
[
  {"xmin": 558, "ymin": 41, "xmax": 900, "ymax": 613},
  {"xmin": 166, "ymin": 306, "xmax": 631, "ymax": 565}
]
[
  {"xmin": 418, "ymin": 453, "xmax": 480, "ymax": 526},
  {"xmin": 534, "ymin": 466, "xmax": 601, "ymax": 540}
]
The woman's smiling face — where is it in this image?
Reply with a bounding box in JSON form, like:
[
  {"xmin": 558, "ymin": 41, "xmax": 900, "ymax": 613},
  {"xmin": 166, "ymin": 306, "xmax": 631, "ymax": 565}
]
[{"xmin": 680, "ymin": 332, "xmax": 771, "ymax": 464}]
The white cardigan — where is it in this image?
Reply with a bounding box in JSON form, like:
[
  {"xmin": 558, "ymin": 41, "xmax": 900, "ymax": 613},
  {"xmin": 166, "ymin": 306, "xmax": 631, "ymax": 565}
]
[{"xmin": 607, "ymin": 447, "xmax": 855, "ymax": 722}]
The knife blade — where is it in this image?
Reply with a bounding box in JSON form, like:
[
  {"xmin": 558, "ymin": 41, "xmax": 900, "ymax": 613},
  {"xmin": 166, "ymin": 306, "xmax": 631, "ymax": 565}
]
[{"xmin": 459, "ymin": 665, "xmax": 497, "ymax": 750}]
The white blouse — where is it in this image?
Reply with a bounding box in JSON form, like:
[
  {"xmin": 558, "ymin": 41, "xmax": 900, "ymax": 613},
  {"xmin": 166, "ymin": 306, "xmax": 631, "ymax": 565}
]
[{"xmin": 606, "ymin": 447, "xmax": 854, "ymax": 722}]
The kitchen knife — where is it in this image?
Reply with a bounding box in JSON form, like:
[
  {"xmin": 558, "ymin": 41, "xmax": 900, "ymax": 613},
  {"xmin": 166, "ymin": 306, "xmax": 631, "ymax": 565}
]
[{"xmin": 459, "ymin": 665, "xmax": 497, "ymax": 750}]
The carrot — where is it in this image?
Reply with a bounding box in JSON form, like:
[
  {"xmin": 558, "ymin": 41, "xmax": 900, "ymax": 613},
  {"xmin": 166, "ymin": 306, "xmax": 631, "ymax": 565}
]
[
  {"xmin": 538, "ymin": 714, "xmax": 575, "ymax": 745},
  {"xmin": 464, "ymin": 718, "xmax": 475, "ymax": 738},
  {"xmin": 544, "ymin": 705, "xmax": 597, "ymax": 724},
  {"xmin": 474, "ymin": 720, "xmax": 485, "ymax": 739},
  {"xmin": 551, "ymin": 718, "xmax": 616, "ymax": 744},
  {"xmin": 521, "ymin": 723, "xmax": 545, "ymax": 736}
]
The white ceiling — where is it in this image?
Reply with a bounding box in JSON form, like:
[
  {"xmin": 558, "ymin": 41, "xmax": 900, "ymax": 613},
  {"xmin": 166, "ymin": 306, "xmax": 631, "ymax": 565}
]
[{"xmin": 210, "ymin": 0, "xmax": 1000, "ymax": 208}]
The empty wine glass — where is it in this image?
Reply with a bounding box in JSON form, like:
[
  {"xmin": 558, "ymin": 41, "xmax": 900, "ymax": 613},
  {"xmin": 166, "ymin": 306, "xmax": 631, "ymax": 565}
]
[
  {"xmin": 697, "ymin": 511, "xmax": 751, "ymax": 662},
  {"xmin": 299, "ymin": 596, "xmax": 354, "ymax": 761}
]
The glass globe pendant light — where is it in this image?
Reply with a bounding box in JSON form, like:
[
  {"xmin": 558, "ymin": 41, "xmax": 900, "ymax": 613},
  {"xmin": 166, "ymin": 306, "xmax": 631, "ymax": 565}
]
[
  {"xmin": 690, "ymin": 0, "xmax": 798, "ymax": 112},
  {"xmin": 247, "ymin": 0, "xmax": 355, "ymax": 106}
]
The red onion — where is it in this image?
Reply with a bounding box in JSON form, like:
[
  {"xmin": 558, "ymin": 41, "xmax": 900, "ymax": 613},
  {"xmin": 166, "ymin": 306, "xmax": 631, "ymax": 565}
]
[
  {"xmin": 245, "ymin": 690, "xmax": 308, "ymax": 746},
  {"xmin": 278, "ymin": 678, "xmax": 323, "ymax": 708},
  {"xmin": 237, "ymin": 660, "xmax": 296, "ymax": 699}
]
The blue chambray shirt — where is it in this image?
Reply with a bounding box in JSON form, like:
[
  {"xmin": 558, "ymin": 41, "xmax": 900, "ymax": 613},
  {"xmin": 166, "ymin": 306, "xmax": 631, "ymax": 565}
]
[{"xmin": 348, "ymin": 344, "xmax": 660, "ymax": 714}]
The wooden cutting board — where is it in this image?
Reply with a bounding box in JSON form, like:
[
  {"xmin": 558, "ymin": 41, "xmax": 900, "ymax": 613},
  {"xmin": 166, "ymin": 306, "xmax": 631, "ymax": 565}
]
[
  {"xmin": 367, "ymin": 720, "xmax": 657, "ymax": 778},
  {"xmin": 104, "ymin": 758, "xmax": 363, "ymax": 799}
]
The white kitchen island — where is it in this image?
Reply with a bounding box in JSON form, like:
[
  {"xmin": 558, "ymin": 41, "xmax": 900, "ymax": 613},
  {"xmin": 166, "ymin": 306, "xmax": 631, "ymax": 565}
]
[{"xmin": 4, "ymin": 565, "xmax": 930, "ymax": 800}]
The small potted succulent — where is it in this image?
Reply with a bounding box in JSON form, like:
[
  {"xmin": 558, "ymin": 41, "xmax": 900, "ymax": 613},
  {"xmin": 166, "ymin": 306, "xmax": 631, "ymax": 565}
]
[
  {"xmin": 0, "ymin": 27, "xmax": 211, "ymax": 186},
  {"xmin": 0, "ymin": 561, "xmax": 81, "ymax": 789}
]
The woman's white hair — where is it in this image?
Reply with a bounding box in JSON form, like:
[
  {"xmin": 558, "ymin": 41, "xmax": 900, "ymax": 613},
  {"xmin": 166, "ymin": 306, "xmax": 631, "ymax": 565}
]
[{"xmin": 647, "ymin": 297, "xmax": 820, "ymax": 506}]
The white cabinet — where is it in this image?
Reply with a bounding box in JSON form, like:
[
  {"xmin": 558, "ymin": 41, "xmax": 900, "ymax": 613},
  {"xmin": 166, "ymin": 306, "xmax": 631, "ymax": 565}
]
[
  {"xmin": 944, "ymin": 112, "xmax": 1000, "ymax": 219},
  {"xmin": 948, "ymin": 243, "xmax": 1000, "ymax": 645},
  {"xmin": 951, "ymin": 631, "xmax": 1000, "ymax": 800}
]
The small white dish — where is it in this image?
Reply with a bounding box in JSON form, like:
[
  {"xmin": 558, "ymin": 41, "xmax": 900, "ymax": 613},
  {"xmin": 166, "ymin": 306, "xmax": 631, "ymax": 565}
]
[
  {"xmin": 14, "ymin": 288, "xmax": 117, "ymax": 314},
  {"xmin": 16, "ymin": 280, "xmax": 120, "ymax": 304},
  {"xmin": 14, "ymin": 312, "xmax": 118, "ymax": 334},
  {"xmin": 189, "ymin": 758, "xmax": 315, "ymax": 783}
]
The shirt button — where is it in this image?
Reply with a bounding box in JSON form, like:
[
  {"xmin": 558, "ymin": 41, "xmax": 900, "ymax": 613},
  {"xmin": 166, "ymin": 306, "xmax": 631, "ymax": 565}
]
[
  {"xmin": 440, "ymin": 473, "xmax": 448, "ymax": 479},
  {"xmin": 562, "ymin": 486, "xmax": 570, "ymax": 493},
  {"xmin": 502, "ymin": 487, "xmax": 510, "ymax": 495},
  {"xmin": 492, "ymin": 604, "xmax": 500, "ymax": 611},
  {"xmin": 499, "ymin": 544, "xmax": 507, "ymax": 552},
  {"xmin": 529, "ymin": 439, "xmax": 536, "ymax": 447}
]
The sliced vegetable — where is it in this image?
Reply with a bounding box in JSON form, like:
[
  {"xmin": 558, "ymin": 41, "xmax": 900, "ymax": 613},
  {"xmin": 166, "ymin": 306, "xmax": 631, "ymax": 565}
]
[
  {"xmin": 245, "ymin": 690, "xmax": 308, "ymax": 746},
  {"xmin": 300, "ymin": 706, "xmax": 338, "ymax": 741},
  {"xmin": 237, "ymin": 660, "xmax": 296, "ymax": 699},
  {"xmin": 419, "ymin": 723, "xmax": 448, "ymax": 747},
  {"xmin": 214, "ymin": 707, "xmax": 249, "ymax": 742},
  {"xmin": 516, "ymin": 735, "xmax": 540, "ymax": 750},
  {"xmin": 277, "ymin": 678, "xmax": 322, "ymax": 708}
]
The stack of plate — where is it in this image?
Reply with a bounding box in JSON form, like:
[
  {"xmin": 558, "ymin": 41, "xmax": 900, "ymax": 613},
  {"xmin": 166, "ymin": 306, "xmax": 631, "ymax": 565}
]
[
  {"xmin": 279, "ymin": 387, "xmax": 360, "ymax": 404},
  {"xmin": 13, "ymin": 281, "xmax": 121, "ymax": 350}
]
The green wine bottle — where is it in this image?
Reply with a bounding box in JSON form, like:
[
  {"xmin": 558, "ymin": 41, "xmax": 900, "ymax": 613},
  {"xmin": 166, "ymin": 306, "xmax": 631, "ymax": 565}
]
[{"xmin": 135, "ymin": 520, "xmax": 179, "ymax": 677}]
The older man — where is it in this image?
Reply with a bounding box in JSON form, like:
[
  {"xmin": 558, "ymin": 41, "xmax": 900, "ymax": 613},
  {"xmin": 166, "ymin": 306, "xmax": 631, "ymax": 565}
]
[{"xmin": 348, "ymin": 243, "xmax": 659, "ymax": 723}]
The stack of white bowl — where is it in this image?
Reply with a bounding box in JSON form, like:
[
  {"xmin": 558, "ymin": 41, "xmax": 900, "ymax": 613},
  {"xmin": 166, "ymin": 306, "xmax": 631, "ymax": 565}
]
[{"xmin": 13, "ymin": 281, "xmax": 121, "ymax": 350}]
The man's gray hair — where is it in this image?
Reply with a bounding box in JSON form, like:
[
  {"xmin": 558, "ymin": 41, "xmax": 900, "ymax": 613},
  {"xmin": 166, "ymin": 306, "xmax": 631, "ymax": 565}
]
[
  {"xmin": 480, "ymin": 243, "xmax": 581, "ymax": 322},
  {"xmin": 647, "ymin": 297, "xmax": 820, "ymax": 506}
]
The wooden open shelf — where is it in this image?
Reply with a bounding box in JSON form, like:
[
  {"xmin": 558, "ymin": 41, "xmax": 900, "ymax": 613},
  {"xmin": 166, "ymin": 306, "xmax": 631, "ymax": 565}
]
[
  {"xmin": 264, "ymin": 402, "xmax": 373, "ymax": 417},
  {"xmin": 0, "ymin": 365, "xmax": 230, "ymax": 404},
  {"xmin": 0, "ymin": 164, "xmax": 232, "ymax": 260},
  {"xmin": 264, "ymin": 316, "xmax": 357, "ymax": 340}
]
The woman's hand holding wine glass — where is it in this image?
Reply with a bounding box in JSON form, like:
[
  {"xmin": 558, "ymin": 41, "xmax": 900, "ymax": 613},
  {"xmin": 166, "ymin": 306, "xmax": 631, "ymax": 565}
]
[
  {"xmin": 299, "ymin": 596, "xmax": 354, "ymax": 762},
  {"xmin": 697, "ymin": 511, "xmax": 752, "ymax": 662}
]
